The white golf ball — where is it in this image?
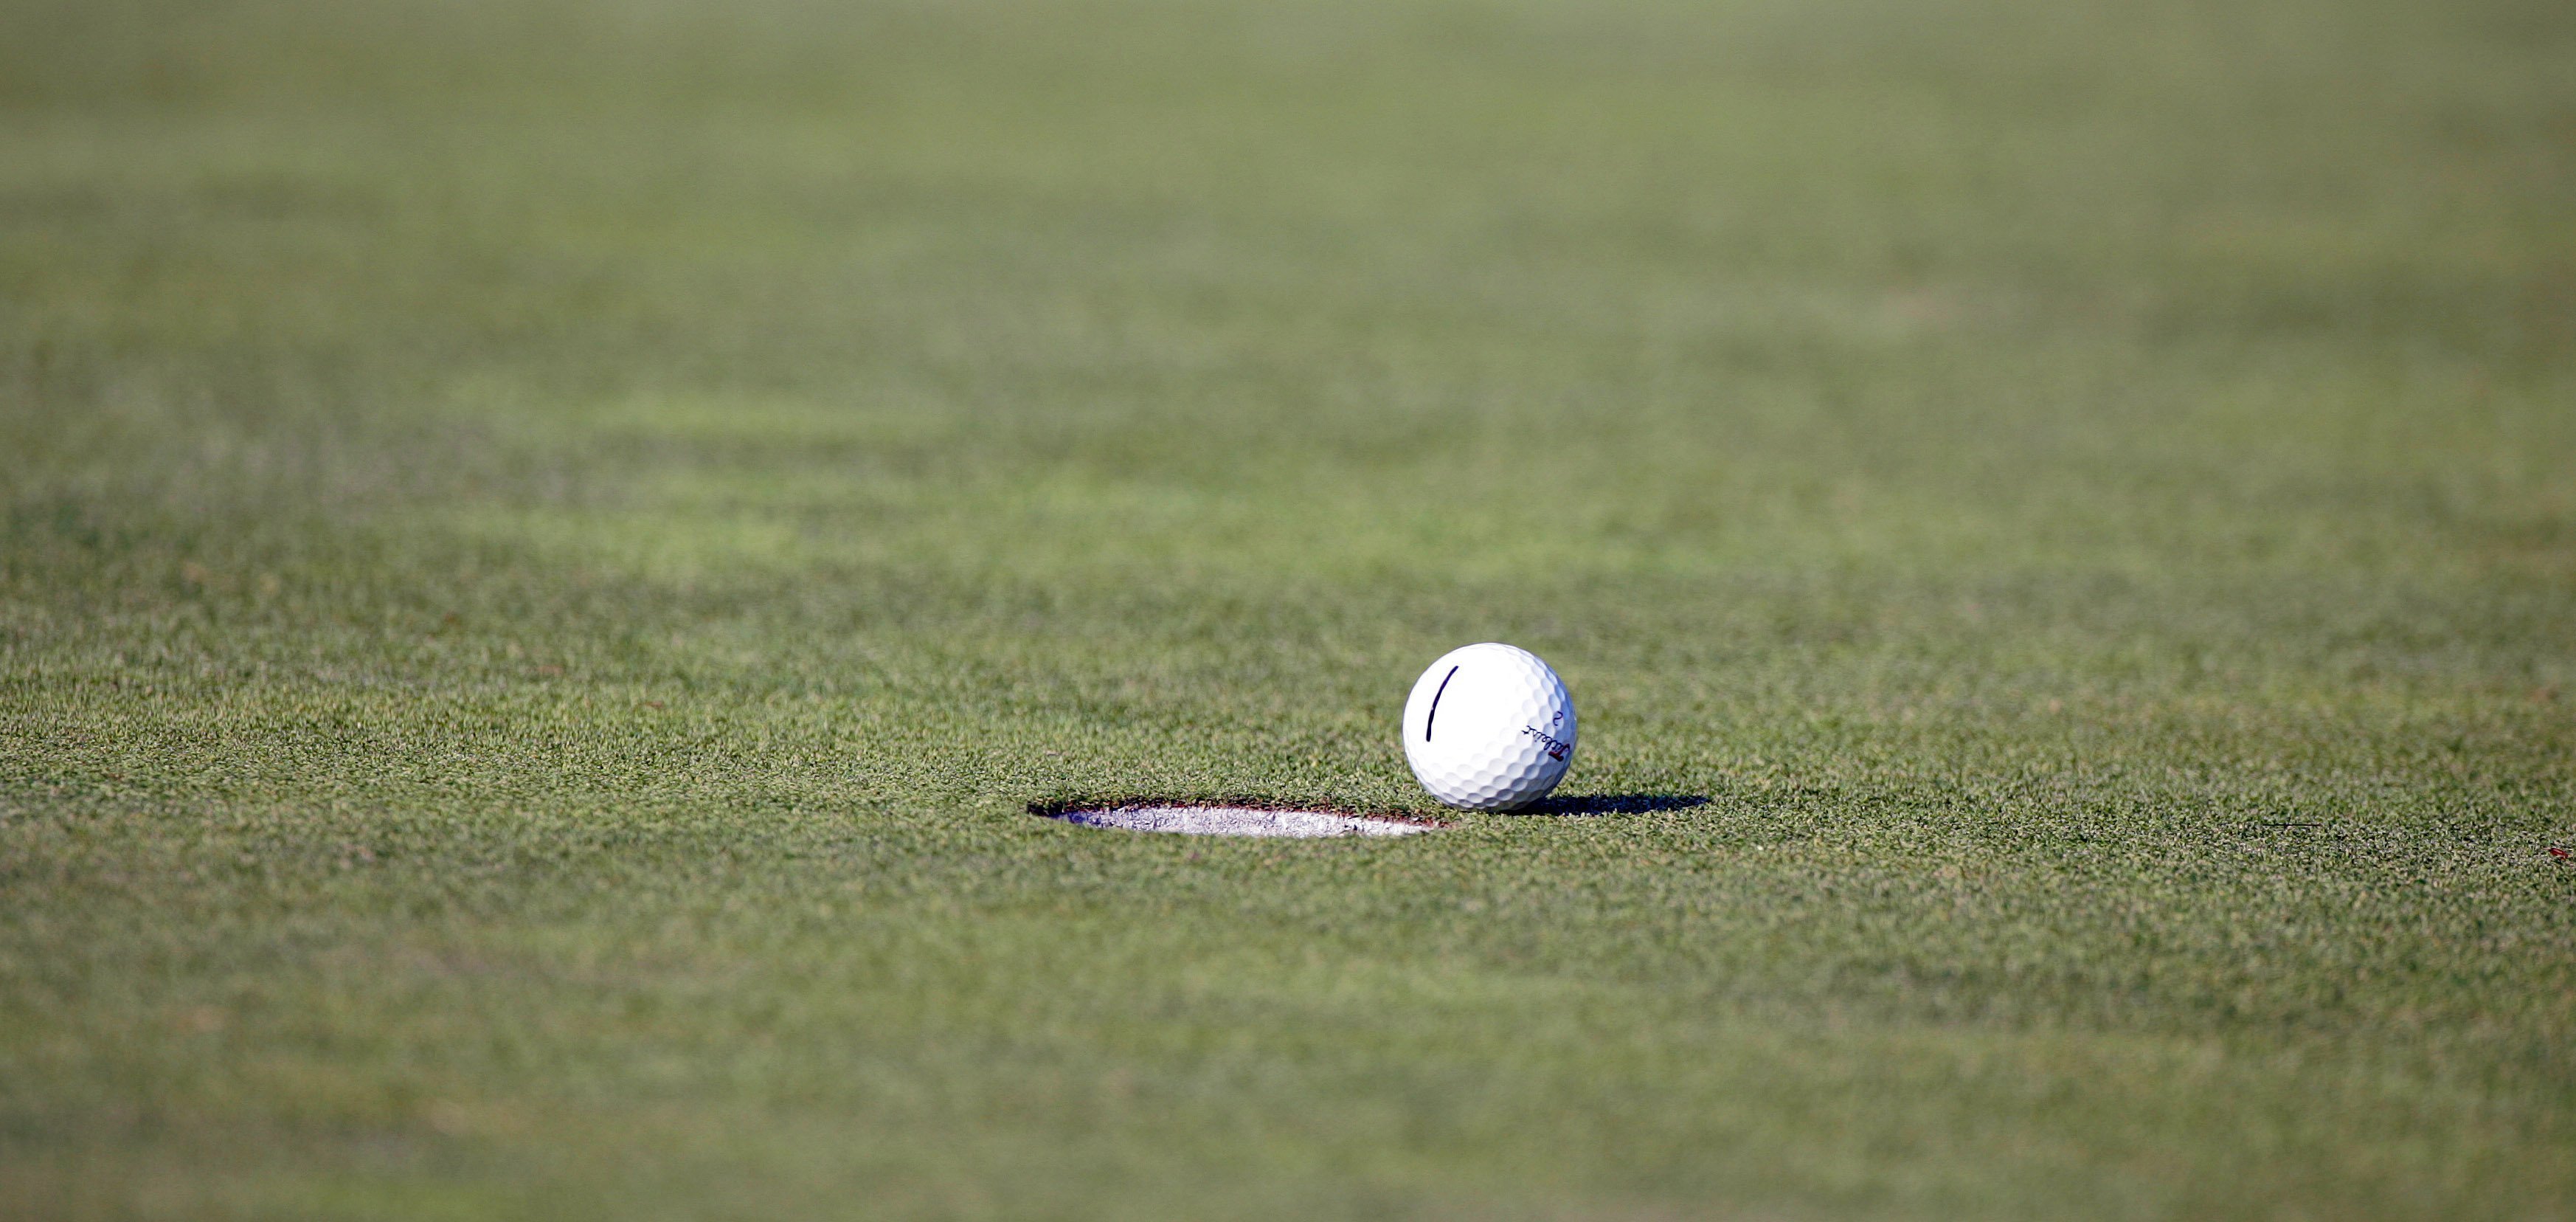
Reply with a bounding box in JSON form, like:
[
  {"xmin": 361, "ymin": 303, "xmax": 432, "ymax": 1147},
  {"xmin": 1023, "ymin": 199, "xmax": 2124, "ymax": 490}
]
[{"xmin": 1400, "ymin": 643, "xmax": 1576, "ymax": 811}]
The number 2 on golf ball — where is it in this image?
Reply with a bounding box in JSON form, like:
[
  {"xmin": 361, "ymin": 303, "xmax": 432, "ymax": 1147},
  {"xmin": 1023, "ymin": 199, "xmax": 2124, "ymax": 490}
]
[{"xmin": 1401, "ymin": 643, "xmax": 1576, "ymax": 810}]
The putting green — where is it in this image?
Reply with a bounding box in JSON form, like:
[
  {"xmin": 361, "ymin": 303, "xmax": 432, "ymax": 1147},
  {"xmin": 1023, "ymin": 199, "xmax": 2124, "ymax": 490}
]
[{"xmin": 3, "ymin": 0, "xmax": 2572, "ymax": 1218}]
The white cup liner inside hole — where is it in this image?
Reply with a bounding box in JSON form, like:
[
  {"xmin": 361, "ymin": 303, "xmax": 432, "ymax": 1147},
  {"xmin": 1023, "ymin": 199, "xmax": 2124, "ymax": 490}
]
[{"xmin": 1045, "ymin": 806, "xmax": 1436, "ymax": 838}]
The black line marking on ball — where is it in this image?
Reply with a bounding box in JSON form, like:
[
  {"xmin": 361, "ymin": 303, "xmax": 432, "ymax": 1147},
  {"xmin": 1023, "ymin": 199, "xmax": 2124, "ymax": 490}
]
[{"xmin": 1425, "ymin": 665, "xmax": 1459, "ymax": 742}]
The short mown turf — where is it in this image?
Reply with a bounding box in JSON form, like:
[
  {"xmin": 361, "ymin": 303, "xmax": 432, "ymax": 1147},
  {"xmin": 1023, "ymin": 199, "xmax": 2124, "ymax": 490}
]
[{"xmin": 4, "ymin": 0, "xmax": 2573, "ymax": 1217}]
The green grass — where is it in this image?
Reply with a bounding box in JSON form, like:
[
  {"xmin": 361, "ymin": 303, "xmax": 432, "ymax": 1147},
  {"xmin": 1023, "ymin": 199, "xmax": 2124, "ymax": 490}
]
[{"xmin": 4, "ymin": 0, "xmax": 2574, "ymax": 1216}]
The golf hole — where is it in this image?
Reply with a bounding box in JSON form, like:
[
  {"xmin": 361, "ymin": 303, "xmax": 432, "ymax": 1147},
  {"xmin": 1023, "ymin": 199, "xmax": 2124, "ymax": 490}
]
[{"xmin": 1036, "ymin": 804, "xmax": 1441, "ymax": 838}]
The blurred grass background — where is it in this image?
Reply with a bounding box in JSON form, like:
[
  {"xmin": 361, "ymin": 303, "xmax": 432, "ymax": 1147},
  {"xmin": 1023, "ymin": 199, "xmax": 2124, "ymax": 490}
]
[{"xmin": 3, "ymin": 0, "xmax": 2573, "ymax": 1218}]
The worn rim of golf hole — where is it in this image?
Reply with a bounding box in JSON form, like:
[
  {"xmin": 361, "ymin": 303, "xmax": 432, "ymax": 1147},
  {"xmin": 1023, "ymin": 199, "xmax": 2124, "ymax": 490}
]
[{"xmin": 1040, "ymin": 804, "xmax": 1441, "ymax": 838}]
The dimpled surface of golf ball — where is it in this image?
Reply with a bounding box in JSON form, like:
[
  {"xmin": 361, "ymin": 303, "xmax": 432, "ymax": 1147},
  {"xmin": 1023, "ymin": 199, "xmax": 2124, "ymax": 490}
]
[{"xmin": 1401, "ymin": 643, "xmax": 1576, "ymax": 810}]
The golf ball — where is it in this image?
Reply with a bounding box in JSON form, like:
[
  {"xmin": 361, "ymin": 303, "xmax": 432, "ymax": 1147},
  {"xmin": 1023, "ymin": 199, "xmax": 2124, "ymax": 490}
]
[{"xmin": 1400, "ymin": 643, "xmax": 1576, "ymax": 810}]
